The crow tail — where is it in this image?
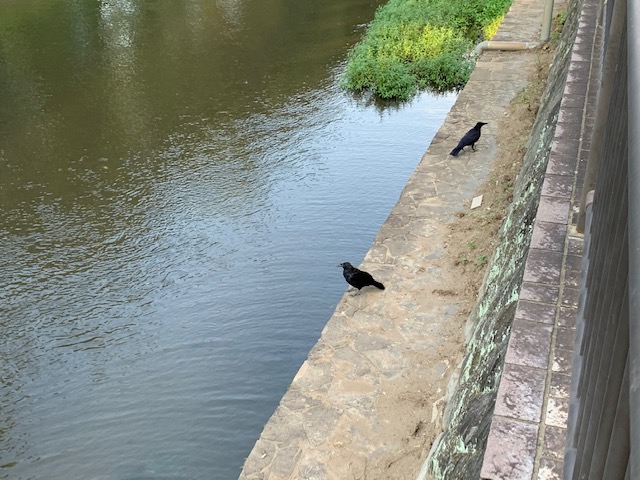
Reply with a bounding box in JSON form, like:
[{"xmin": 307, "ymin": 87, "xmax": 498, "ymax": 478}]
[
  {"xmin": 373, "ymin": 281, "xmax": 385, "ymax": 290},
  {"xmin": 450, "ymin": 145, "xmax": 462, "ymax": 156}
]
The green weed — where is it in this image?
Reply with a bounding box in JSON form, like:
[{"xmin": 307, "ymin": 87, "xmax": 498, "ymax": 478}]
[
  {"xmin": 550, "ymin": 10, "xmax": 567, "ymax": 46},
  {"xmin": 342, "ymin": 0, "xmax": 514, "ymax": 100}
]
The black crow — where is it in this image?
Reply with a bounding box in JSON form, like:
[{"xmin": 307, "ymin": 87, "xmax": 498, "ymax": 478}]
[
  {"xmin": 338, "ymin": 262, "xmax": 385, "ymax": 292},
  {"xmin": 450, "ymin": 122, "xmax": 488, "ymax": 156}
]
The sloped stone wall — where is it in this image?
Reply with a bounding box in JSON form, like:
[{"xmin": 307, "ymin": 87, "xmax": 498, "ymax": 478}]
[{"xmin": 424, "ymin": 1, "xmax": 583, "ymax": 478}]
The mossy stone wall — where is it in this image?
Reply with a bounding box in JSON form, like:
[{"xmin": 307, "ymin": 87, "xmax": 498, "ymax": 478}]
[{"xmin": 424, "ymin": 1, "xmax": 583, "ymax": 477}]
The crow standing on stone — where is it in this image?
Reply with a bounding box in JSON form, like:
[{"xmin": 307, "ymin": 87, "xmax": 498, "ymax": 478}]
[
  {"xmin": 450, "ymin": 121, "xmax": 488, "ymax": 156},
  {"xmin": 338, "ymin": 262, "xmax": 385, "ymax": 293}
]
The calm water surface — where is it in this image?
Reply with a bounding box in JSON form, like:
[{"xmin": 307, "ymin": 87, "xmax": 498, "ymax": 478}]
[{"xmin": 0, "ymin": 0, "xmax": 456, "ymax": 478}]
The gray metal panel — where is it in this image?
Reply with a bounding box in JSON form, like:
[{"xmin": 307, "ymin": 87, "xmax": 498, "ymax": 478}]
[
  {"xmin": 627, "ymin": 0, "xmax": 640, "ymax": 476},
  {"xmin": 564, "ymin": 0, "xmax": 634, "ymax": 478}
]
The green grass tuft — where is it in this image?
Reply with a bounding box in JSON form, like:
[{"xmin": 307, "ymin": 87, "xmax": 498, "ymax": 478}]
[{"xmin": 342, "ymin": 0, "xmax": 514, "ymax": 100}]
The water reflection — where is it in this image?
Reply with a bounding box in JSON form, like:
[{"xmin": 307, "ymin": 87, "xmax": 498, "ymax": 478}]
[
  {"xmin": 0, "ymin": 0, "xmax": 456, "ymax": 478},
  {"xmin": 216, "ymin": 0, "xmax": 244, "ymax": 31},
  {"xmin": 100, "ymin": 0, "xmax": 146, "ymax": 146}
]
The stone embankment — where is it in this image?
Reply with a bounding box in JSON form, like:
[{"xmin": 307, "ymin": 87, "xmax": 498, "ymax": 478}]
[
  {"xmin": 240, "ymin": 0, "xmax": 583, "ymax": 477},
  {"xmin": 426, "ymin": 0, "xmax": 592, "ymax": 476}
]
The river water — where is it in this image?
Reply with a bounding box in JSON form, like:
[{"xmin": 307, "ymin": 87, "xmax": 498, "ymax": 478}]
[{"xmin": 0, "ymin": 0, "xmax": 455, "ymax": 478}]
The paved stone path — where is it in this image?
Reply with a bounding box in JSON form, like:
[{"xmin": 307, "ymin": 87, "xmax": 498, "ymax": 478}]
[{"xmin": 239, "ymin": 0, "xmax": 565, "ymax": 478}]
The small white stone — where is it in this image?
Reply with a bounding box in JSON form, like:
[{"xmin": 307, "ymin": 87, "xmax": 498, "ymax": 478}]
[{"xmin": 471, "ymin": 195, "xmax": 484, "ymax": 209}]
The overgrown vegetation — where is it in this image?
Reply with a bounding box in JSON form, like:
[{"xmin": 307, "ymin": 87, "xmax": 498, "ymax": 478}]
[{"xmin": 341, "ymin": 0, "xmax": 514, "ymax": 100}]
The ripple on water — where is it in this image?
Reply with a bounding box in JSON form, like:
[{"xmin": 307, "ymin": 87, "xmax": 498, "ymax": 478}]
[{"xmin": 0, "ymin": 1, "xmax": 456, "ymax": 476}]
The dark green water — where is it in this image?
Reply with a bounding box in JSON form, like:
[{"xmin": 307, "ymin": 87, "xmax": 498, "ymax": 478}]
[{"xmin": 0, "ymin": 0, "xmax": 456, "ymax": 478}]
